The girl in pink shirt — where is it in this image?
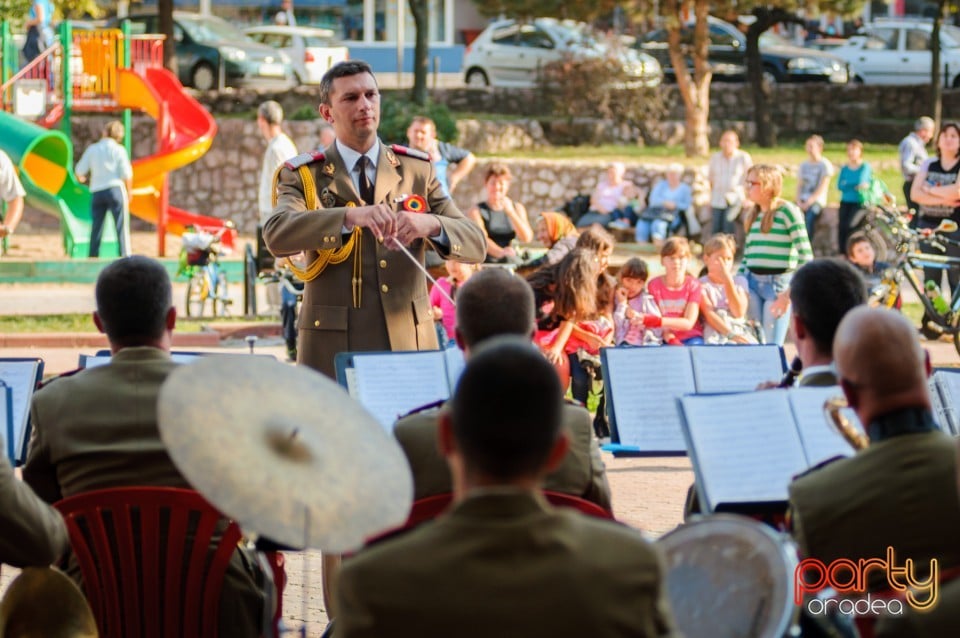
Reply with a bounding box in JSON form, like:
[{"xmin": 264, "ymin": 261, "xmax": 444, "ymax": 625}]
[
  {"xmin": 429, "ymin": 260, "xmax": 478, "ymax": 345},
  {"xmin": 645, "ymin": 237, "xmax": 704, "ymax": 345}
]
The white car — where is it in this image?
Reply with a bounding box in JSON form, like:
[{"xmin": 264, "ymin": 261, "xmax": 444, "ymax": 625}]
[
  {"xmin": 830, "ymin": 19, "xmax": 960, "ymax": 85},
  {"xmin": 462, "ymin": 18, "xmax": 661, "ymax": 88},
  {"xmin": 244, "ymin": 25, "xmax": 348, "ymax": 85}
]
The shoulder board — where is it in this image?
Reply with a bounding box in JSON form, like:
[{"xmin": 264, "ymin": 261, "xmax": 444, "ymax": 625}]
[
  {"xmin": 390, "ymin": 144, "xmax": 430, "ymax": 161},
  {"xmin": 791, "ymin": 455, "xmax": 845, "ymax": 481},
  {"xmin": 398, "ymin": 399, "xmax": 446, "ymax": 419},
  {"xmin": 284, "ymin": 151, "xmax": 325, "ymax": 171},
  {"xmin": 38, "ymin": 367, "xmax": 83, "ymax": 389}
]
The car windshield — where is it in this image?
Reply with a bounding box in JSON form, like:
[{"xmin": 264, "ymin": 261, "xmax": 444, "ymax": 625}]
[
  {"xmin": 303, "ymin": 35, "xmax": 339, "ymax": 47},
  {"xmin": 178, "ymin": 14, "xmax": 245, "ymax": 43}
]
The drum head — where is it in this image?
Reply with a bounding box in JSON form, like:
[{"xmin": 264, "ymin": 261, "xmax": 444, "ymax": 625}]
[{"xmin": 657, "ymin": 514, "xmax": 798, "ymax": 638}]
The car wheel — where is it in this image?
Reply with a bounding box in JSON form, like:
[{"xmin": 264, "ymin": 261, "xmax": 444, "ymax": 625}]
[
  {"xmin": 191, "ymin": 62, "xmax": 216, "ymax": 91},
  {"xmin": 465, "ymin": 68, "xmax": 489, "ymax": 87}
]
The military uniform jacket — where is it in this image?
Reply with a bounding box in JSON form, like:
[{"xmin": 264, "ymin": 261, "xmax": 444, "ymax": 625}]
[
  {"xmin": 0, "ymin": 453, "xmax": 67, "ymax": 568},
  {"xmin": 788, "ymin": 420, "xmax": 960, "ymax": 590},
  {"xmin": 393, "ymin": 402, "xmax": 612, "ymax": 511},
  {"xmin": 337, "ymin": 490, "xmax": 678, "ymax": 638},
  {"xmin": 22, "ymin": 347, "xmax": 264, "ymax": 638},
  {"xmin": 263, "ymin": 141, "xmax": 486, "ymax": 377}
]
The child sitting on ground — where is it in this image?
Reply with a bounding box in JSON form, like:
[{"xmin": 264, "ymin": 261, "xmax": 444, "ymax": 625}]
[
  {"xmin": 646, "ymin": 237, "xmax": 704, "ymax": 345},
  {"xmin": 699, "ymin": 234, "xmax": 755, "ymax": 344},
  {"xmin": 613, "ymin": 257, "xmax": 661, "ymax": 346}
]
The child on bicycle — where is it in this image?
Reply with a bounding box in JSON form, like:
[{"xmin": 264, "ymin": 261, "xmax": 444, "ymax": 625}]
[
  {"xmin": 613, "ymin": 257, "xmax": 661, "ymax": 346},
  {"xmin": 699, "ymin": 233, "xmax": 755, "ymax": 344},
  {"xmin": 846, "ymin": 232, "xmax": 899, "ymax": 308}
]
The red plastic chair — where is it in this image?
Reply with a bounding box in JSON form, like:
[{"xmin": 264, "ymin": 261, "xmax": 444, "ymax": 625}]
[
  {"xmin": 55, "ymin": 486, "xmax": 242, "ymax": 638},
  {"xmin": 542, "ymin": 490, "xmax": 615, "ymax": 519}
]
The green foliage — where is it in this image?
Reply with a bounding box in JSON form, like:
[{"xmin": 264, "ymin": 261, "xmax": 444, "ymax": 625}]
[
  {"xmin": 469, "ymin": 0, "xmax": 617, "ymax": 21},
  {"xmin": 378, "ymin": 97, "xmax": 457, "ymax": 145},
  {"xmin": 288, "ymin": 104, "xmax": 319, "ymax": 121},
  {"xmin": 0, "ymin": 0, "xmax": 34, "ymax": 26},
  {"xmin": 55, "ymin": 0, "xmax": 103, "ymax": 19},
  {"xmin": 538, "ymin": 54, "xmax": 666, "ymax": 132}
]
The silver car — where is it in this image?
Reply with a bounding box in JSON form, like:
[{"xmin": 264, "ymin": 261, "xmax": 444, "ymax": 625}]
[
  {"xmin": 244, "ymin": 25, "xmax": 349, "ymax": 85},
  {"xmin": 462, "ymin": 18, "xmax": 661, "ymax": 88}
]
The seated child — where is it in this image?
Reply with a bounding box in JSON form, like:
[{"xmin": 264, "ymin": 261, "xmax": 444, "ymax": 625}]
[
  {"xmin": 699, "ymin": 233, "xmax": 755, "ymax": 344},
  {"xmin": 846, "ymin": 232, "xmax": 898, "ymax": 308},
  {"xmin": 613, "ymin": 257, "xmax": 662, "ymax": 346},
  {"xmin": 430, "ymin": 260, "xmax": 478, "ymax": 346},
  {"xmin": 646, "ymin": 237, "xmax": 704, "ymax": 345}
]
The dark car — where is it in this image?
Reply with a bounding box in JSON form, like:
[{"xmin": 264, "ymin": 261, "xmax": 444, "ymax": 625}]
[
  {"xmin": 112, "ymin": 11, "xmax": 294, "ymax": 90},
  {"xmin": 639, "ymin": 16, "xmax": 849, "ymax": 84}
]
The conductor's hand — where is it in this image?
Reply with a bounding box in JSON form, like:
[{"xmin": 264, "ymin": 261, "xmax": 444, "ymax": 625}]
[
  {"xmin": 389, "ymin": 211, "xmax": 441, "ymax": 248},
  {"xmin": 345, "ymin": 204, "xmax": 396, "ymax": 242}
]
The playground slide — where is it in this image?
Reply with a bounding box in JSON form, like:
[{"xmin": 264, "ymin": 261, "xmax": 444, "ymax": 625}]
[{"xmin": 0, "ymin": 67, "xmax": 233, "ymax": 257}]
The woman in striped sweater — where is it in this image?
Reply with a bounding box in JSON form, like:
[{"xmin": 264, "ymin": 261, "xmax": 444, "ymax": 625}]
[{"xmin": 741, "ymin": 164, "xmax": 814, "ymax": 345}]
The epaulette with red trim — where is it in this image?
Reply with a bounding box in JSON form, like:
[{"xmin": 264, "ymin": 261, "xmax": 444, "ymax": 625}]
[
  {"xmin": 284, "ymin": 151, "xmax": 325, "ymax": 171},
  {"xmin": 791, "ymin": 455, "xmax": 845, "ymax": 481},
  {"xmin": 38, "ymin": 367, "xmax": 83, "ymax": 390},
  {"xmin": 390, "ymin": 144, "xmax": 430, "ymax": 161},
  {"xmin": 398, "ymin": 399, "xmax": 446, "ymax": 420}
]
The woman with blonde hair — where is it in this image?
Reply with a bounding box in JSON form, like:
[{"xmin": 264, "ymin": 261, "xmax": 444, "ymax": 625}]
[
  {"xmin": 741, "ymin": 164, "xmax": 813, "ymax": 345},
  {"xmin": 75, "ymin": 120, "xmax": 133, "ymax": 257}
]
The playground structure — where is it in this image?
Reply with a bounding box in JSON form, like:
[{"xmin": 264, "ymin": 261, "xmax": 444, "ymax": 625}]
[{"xmin": 0, "ymin": 22, "xmax": 236, "ymax": 258}]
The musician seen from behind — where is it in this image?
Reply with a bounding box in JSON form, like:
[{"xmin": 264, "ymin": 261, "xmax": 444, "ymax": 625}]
[
  {"xmin": 263, "ymin": 60, "xmax": 486, "ymax": 379},
  {"xmin": 787, "ymin": 257, "xmax": 867, "ymax": 387},
  {"xmin": 394, "ymin": 267, "xmax": 612, "ymax": 510},
  {"xmin": 337, "ymin": 338, "xmax": 678, "ymax": 638},
  {"xmin": 788, "ymin": 307, "xmax": 960, "ymax": 592},
  {"xmin": 22, "ymin": 256, "xmax": 267, "ymax": 638}
]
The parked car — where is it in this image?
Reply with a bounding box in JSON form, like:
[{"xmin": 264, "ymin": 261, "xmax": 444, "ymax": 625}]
[
  {"xmin": 829, "ymin": 19, "xmax": 960, "ymax": 86},
  {"xmin": 462, "ymin": 18, "xmax": 662, "ymax": 88},
  {"xmin": 638, "ymin": 16, "xmax": 849, "ymax": 84},
  {"xmin": 111, "ymin": 11, "xmax": 294, "ymax": 90},
  {"xmin": 244, "ymin": 25, "xmax": 348, "ymax": 85}
]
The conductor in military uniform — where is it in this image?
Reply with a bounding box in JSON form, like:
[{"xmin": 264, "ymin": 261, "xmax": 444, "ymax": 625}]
[
  {"xmin": 263, "ymin": 60, "xmax": 486, "ymax": 378},
  {"xmin": 788, "ymin": 307, "xmax": 960, "ymax": 591}
]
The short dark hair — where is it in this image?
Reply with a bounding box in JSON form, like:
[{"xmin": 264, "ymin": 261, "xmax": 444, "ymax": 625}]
[
  {"xmin": 790, "ymin": 258, "xmax": 867, "ymax": 355},
  {"xmin": 319, "ymin": 60, "xmax": 375, "ymax": 106},
  {"xmin": 95, "ymin": 256, "xmax": 172, "ymax": 347},
  {"xmin": 455, "ymin": 269, "xmax": 534, "ymax": 348},
  {"xmin": 451, "ymin": 337, "xmax": 563, "ymax": 480},
  {"xmin": 845, "ymin": 231, "xmax": 873, "ymax": 257},
  {"xmin": 619, "ymin": 257, "xmax": 648, "ymax": 281}
]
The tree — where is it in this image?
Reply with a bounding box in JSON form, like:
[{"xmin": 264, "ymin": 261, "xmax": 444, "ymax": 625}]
[
  {"xmin": 662, "ymin": 0, "xmax": 712, "ymax": 157},
  {"xmin": 409, "ymin": 0, "xmax": 429, "ymax": 105},
  {"xmin": 158, "ymin": 0, "xmax": 176, "ymax": 75},
  {"xmin": 468, "ymin": 0, "xmax": 617, "ymax": 24}
]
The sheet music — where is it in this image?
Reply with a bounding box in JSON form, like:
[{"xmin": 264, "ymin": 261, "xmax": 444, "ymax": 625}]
[
  {"xmin": 689, "ymin": 345, "xmax": 784, "ymax": 393},
  {"xmin": 0, "ymin": 360, "xmax": 41, "ymax": 464},
  {"xmin": 443, "ymin": 346, "xmax": 466, "ymax": 393},
  {"xmin": 929, "ymin": 375, "xmax": 951, "ymax": 434},
  {"xmin": 0, "ymin": 386, "xmax": 12, "ymax": 464},
  {"xmin": 679, "ymin": 391, "xmax": 809, "ymax": 510},
  {"xmin": 353, "ymin": 351, "xmax": 451, "ymax": 431},
  {"xmin": 932, "ymin": 371, "xmax": 960, "ymax": 435},
  {"xmin": 789, "ymin": 386, "xmax": 855, "ymax": 466},
  {"xmin": 604, "ymin": 347, "xmax": 695, "ymax": 451},
  {"xmin": 80, "ymin": 352, "xmax": 203, "ymax": 368}
]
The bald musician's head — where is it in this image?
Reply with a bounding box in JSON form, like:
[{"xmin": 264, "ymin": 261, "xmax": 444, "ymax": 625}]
[
  {"xmin": 454, "ymin": 268, "xmax": 535, "ymax": 353},
  {"xmin": 834, "ymin": 306, "xmax": 930, "ymax": 424}
]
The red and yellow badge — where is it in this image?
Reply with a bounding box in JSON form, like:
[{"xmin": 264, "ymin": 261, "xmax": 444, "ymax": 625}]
[{"xmin": 397, "ymin": 194, "xmax": 427, "ymax": 213}]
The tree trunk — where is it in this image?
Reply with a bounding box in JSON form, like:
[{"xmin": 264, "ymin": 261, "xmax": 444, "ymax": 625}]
[
  {"xmin": 158, "ymin": 0, "xmax": 177, "ymax": 75},
  {"xmin": 747, "ymin": 10, "xmax": 775, "ymax": 148},
  {"xmin": 667, "ymin": 0, "xmax": 711, "ymax": 157},
  {"xmin": 409, "ymin": 0, "xmax": 429, "ymax": 106}
]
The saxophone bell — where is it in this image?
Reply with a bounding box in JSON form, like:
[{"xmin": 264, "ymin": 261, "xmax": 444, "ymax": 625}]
[{"xmin": 823, "ymin": 396, "xmax": 869, "ymax": 451}]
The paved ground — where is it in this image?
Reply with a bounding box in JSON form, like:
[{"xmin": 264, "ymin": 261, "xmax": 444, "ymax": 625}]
[{"xmin": 1, "ymin": 230, "xmax": 958, "ymax": 635}]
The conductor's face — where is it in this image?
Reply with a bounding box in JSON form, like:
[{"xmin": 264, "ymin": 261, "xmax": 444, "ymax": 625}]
[{"xmin": 321, "ymin": 72, "xmax": 380, "ymax": 153}]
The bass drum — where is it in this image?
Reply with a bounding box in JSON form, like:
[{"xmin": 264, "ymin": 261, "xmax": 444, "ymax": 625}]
[{"xmin": 656, "ymin": 514, "xmax": 799, "ymax": 638}]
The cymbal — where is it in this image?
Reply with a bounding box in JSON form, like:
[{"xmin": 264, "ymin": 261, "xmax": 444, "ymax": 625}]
[
  {"xmin": 0, "ymin": 567, "xmax": 98, "ymax": 637},
  {"xmin": 157, "ymin": 355, "xmax": 413, "ymax": 553}
]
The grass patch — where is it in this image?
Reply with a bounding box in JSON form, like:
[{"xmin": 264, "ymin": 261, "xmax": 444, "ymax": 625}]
[{"xmin": 0, "ymin": 315, "xmax": 270, "ymax": 333}]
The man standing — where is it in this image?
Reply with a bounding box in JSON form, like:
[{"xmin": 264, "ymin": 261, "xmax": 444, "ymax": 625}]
[
  {"xmin": 394, "ymin": 268, "xmax": 612, "ymax": 510},
  {"xmin": 899, "ymin": 116, "xmax": 935, "ymax": 216},
  {"xmin": 264, "ymin": 60, "xmax": 485, "ymax": 378},
  {"xmin": 788, "ymin": 307, "xmax": 960, "ymax": 591},
  {"xmin": 708, "ymin": 130, "xmax": 752, "ymax": 237},
  {"xmin": 338, "ymin": 339, "xmax": 677, "ymax": 638},
  {"xmin": 406, "ymin": 115, "xmax": 477, "ymax": 197},
  {"xmin": 0, "ymin": 148, "xmax": 25, "ymax": 251},
  {"xmin": 23, "ymin": 256, "xmax": 266, "ymax": 638}
]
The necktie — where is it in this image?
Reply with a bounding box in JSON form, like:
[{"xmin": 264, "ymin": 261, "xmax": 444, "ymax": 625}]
[{"xmin": 356, "ymin": 156, "xmax": 374, "ymax": 205}]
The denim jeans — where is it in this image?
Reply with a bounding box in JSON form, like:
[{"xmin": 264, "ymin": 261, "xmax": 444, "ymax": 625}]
[
  {"xmin": 711, "ymin": 206, "xmax": 738, "ymax": 235},
  {"xmin": 745, "ymin": 270, "xmax": 794, "ymax": 346},
  {"xmin": 89, "ymin": 186, "xmax": 126, "ymax": 257},
  {"xmin": 803, "ymin": 203, "xmax": 822, "ymax": 242},
  {"xmin": 635, "ymin": 218, "xmax": 669, "ymax": 242}
]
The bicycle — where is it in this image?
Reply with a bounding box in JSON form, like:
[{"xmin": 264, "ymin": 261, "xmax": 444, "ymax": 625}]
[
  {"xmin": 861, "ymin": 206, "xmax": 960, "ymax": 355},
  {"xmin": 178, "ymin": 224, "xmax": 234, "ymax": 318}
]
